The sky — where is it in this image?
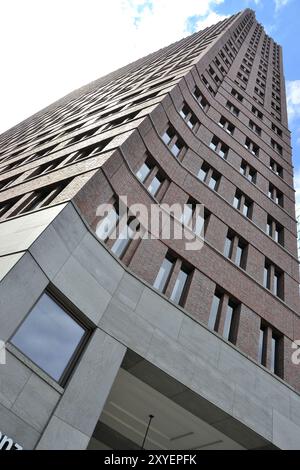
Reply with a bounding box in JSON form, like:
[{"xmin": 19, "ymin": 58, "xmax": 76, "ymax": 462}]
[{"xmin": 0, "ymin": 0, "xmax": 299, "ymax": 207}]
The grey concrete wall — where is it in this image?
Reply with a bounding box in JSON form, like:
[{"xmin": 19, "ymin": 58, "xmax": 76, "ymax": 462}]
[{"xmin": 0, "ymin": 202, "xmax": 300, "ymax": 449}]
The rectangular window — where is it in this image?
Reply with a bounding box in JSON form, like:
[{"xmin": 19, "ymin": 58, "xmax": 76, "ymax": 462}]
[
  {"xmin": 193, "ymin": 86, "xmax": 209, "ymax": 111},
  {"xmin": 267, "ymin": 215, "xmax": 284, "ymax": 246},
  {"xmin": 219, "ymin": 116, "xmax": 235, "ymax": 135},
  {"xmin": 179, "ymin": 103, "xmax": 199, "ymax": 131},
  {"xmin": 111, "ymin": 222, "xmax": 136, "ymax": 259},
  {"xmin": 226, "ymin": 101, "xmax": 239, "ymax": 117},
  {"xmin": 245, "ymin": 137, "xmax": 259, "ymax": 156},
  {"xmin": 162, "ymin": 127, "xmax": 175, "ymax": 145},
  {"xmin": 162, "ymin": 125, "xmax": 186, "ymax": 159},
  {"xmin": 271, "ymin": 138, "xmax": 283, "ymax": 156},
  {"xmin": 208, "ymin": 293, "xmax": 221, "ymax": 330},
  {"xmin": 170, "ymin": 266, "xmax": 190, "ymax": 305},
  {"xmin": 209, "ymin": 136, "xmax": 228, "ymax": 159},
  {"xmin": 249, "ymin": 120, "xmax": 261, "ymax": 136},
  {"xmin": 264, "ymin": 260, "xmax": 284, "ymax": 299},
  {"xmin": 252, "ymin": 105, "xmax": 263, "ymax": 120},
  {"xmin": 10, "ymin": 293, "xmax": 89, "ymax": 384},
  {"xmin": 258, "ymin": 327, "xmax": 267, "ymax": 366},
  {"xmin": 231, "ymin": 88, "xmax": 243, "ymax": 102},
  {"xmin": 153, "ymin": 256, "xmax": 174, "ymax": 293},
  {"xmin": 223, "ymin": 301, "xmax": 238, "ymax": 342},
  {"xmin": 270, "ymin": 158, "xmax": 283, "ymax": 177},
  {"xmin": 224, "ymin": 230, "xmax": 247, "ymax": 269},
  {"xmin": 208, "ymin": 289, "xmax": 240, "ymax": 345},
  {"xmin": 136, "ymin": 162, "xmax": 151, "ymax": 183},
  {"xmin": 233, "ymin": 190, "xmax": 252, "ymax": 219}
]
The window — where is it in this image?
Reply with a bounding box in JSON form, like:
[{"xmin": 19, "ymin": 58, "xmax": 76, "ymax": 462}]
[
  {"xmin": 208, "ymin": 293, "xmax": 222, "ymax": 330},
  {"xmin": 263, "ymin": 260, "xmax": 284, "ymax": 299},
  {"xmin": 69, "ymin": 127, "xmax": 98, "ymax": 144},
  {"xmin": 226, "ymin": 101, "xmax": 239, "ymax": 117},
  {"xmin": 233, "ymin": 190, "xmax": 253, "ymax": 219},
  {"xmin": 153, "ymin": 253, "xmax": 192, "ymax": 307},
  {"xmin": 252, "ymin": 106, "xmax": 263, "ymax": 120},
  {"xmin": 209, "ymin": 136, "xmax": 229, "ymax": 159},
  {"xmin": 240, "ymin": 160, "xmax": 257, "ymax": 184},
  {"xmin": 136, "ymin": 156, "xmax": 167, "ymax": 199},
  {"xmin": 10, "ymin": 293, "xmax": 89, "ymax": 384},
  {"xmin": 268, "ymin": 183, "xmax": 283, "ymax": 207},
  {"xmin": 272, "ymin": 123, "xmax": 282, "ymax": 137},
  {"xmin": 193, "ymin": 86, "xmax": 209, "ymax": 111},
  {"xmin": 219, "ymin": 116, "xmax": 235, "ymax": 135},
  {"xmin": 111, "ymin": 219, "xmax": 137, "ymax": 259},
  {"xmin": 244, "ymin": 137, "xmax": 259, "ymax": 156},
  {"xmin": 249, "ymin": 120, "xmax": 261, "ymax": 136},
  {"xmin": 66, "ymin": 141, "xmax": 110, "ymax": 164},
  {"xmin": 208, "ymin": 289, "xmax": 240, "ymax": 344},
  {"xmin": 271, "ymin": 138, "xmax": 283, "ymax": 156},
  {"xmin": 224, "ymin": 230, "xmax": 247, "ymax": 269},
  {"xmin": 179, "ymin": 103, "xmax": 199, "ymax": 131},
  {"xmin": 271, "ymin": 333, "xmax": 282, "ymax": 376},
  {"xmin": 270, "ymin": 159, "xmax": 283, "ymax": 178},
  {"xmin": 267, "ymin": 215, "xmax": 284, "ymax": 246},
  {"xmin": 153, "ymin": 256, "xmax": 174, "ymax": 293},
  {"xmin": 180, "ymin": 199, "xmax": 209, "ymax": 238},
  {"xmin": 231, "ymin": 88, "xmax": 243, "ymax": 102},
  {"xmin": 169, "ymin": 265, "xmax": 190, "ymax": 305},
  {"xmin": 197, "ymin": 162, "xmax": 220, "ymax": 191},
  {"xmin": 161, "ymin": 125, "xmax": 186, "ymax": 158},
  {"xmin": 223, "ymin": 301, "xmax": 238, "ymax": 342},
  {"xmin": 258, "ymin": 322, "xmax": 283, "ymax": 377},
  {"xmin": 148, "ymin": 174, "xmax": 163, "ymax": 196},
  {"xmin": 258, "ymin": 326, "xmax": 267, "ymax": 366},
  {"xmin": 136, "ymin": 162, "xmax": 151, "ymax": 183}
]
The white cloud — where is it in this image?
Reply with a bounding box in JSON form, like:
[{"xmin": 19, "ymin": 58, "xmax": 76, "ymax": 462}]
[
  {"xmin": 274, "ymin": 0, "xmax": 290, "ymax": 12},
  {"xmin": 286, "ymin": 80, "xmax": 300, "ymax": 123},
  {"xmin": 0, "ymin": 0, "xmax": 226, "ymax": 134}
]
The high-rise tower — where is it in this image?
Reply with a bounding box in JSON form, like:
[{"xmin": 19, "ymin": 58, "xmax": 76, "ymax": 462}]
[{"xmin": 0, "ymin": 9, "xmax": 299, "ymax": 450}]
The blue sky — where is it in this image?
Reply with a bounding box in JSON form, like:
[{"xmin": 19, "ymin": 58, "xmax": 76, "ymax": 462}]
[{"xmin": 0, "ymin": 0, "xmax": 299, "ymax": 206}]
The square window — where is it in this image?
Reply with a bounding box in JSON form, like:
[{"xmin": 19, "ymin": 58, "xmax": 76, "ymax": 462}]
[{"xmin": 10, "ymin": 293, "xmax": 88, "ymax": 383}]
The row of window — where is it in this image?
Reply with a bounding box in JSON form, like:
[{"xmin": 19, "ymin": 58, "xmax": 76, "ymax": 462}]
[{"xmin": 8, "ymin": 265, "xmax": 284, "ymax": 393}]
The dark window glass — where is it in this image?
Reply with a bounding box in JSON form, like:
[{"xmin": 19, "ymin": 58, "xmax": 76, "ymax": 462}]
[{"xmin": 11, "ymin": 294, "xmax": 87, "ymax": 382}]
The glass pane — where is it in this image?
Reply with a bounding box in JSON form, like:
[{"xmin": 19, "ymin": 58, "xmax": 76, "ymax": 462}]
[
  {"xmin": 11, "ymin": 294, "xmax": 86, "ymax": 381},
  {"xmin": 208, "ymin": 294, "xmax": 221, "ymax": 330},
  {"xmin": 271, "ymin": 337, "xmax": 276, "ymax": 373},
  {"xmin": 162, "ymin": 130, "xmax": 172, "ymax": 145},
  {"xmin": 223, "ymin": 304, "xmax": 234, "ymax": 341},
  {"xmin": 153, "ymin": 258, "xmax": 174, "ymax": 292},
  {"xmin": 96, "ymin": 209, "xmax": 119, "ymax": 241},
  {"xmin": 264, "ymin": 267, "xmax": 269, "ymax": 289},
  {"xmin": 171, "ymin": 141, "xmax": 181, "ymax": 157},
  {"xmin": 243, "ymin": 203, "xmax": 250, "ymax": 217},
  {"xmin": 111, "ymin": 225, "xmax": 134, "ymax": 258},
  {"xmin": 209, "ymin": 141, "xmax": 217, "ymax": 151},
  {"xmin": 233, "ymin": 196, "xmax": 240, "ymax": 209},
  {"xmin": 170, "ymin": 270, "xmax": 188, "ymax": 305},
  {"xmin": 224, "ymin": 237, "xmax": 233, "ymax": 258},
  {"xmin": 181, "ymin": 205, "xmax": 193, "ymax": 227},
  {"xmin": 136, "ymin": 163, "xmax": 151, "ymax": 183},
  {"xmin": 235, "ymin": 245, "xmax": 243, "ymax": 267},
  {"xmin": 258, "ymin": 329, "xmax": 265, "ymax": 364},
  {"xmin": 208, "ymin": 175, "xmax": 217, "ymax": 190},
  {"xmin": 273, "ymin": 273, "xmax": 279, "ymax": 296},
  {"xmin": 194, "ymin": 214, "xmax": 204, "ymax": 237},
  {"xmin": 148, "ymin": 176, "xmax": 161, "ymax": 196},
  {"xmin": 198, "ymin": 167, "xmax": 207, "ymax": 182}
]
